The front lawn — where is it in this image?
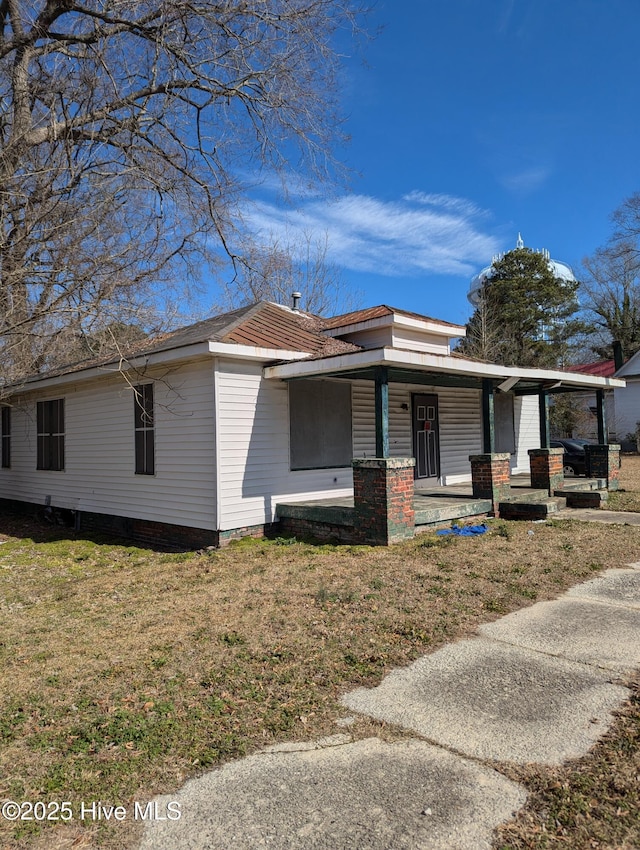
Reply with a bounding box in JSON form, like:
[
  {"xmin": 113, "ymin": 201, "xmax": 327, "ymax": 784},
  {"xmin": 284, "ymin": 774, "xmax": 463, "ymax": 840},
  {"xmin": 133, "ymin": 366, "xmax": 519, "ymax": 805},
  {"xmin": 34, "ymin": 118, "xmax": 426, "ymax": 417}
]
[{"xmin": 1, "ymin": 459, "xmax": 640, "ymax": 849}]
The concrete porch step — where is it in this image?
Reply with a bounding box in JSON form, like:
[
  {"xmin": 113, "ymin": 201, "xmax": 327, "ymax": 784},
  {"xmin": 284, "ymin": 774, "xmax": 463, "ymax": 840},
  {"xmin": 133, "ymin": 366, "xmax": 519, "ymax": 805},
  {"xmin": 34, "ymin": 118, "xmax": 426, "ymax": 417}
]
[
  {"xmin": 499, "ymin": 497, "xmax": 566, "ymax": 520},
  {"xmin": 504, "ymin": 488, "xmax": 550, "ymax": 504},
  {"xmin": 556, "ymin": 489, "xmax": 609, "ymax": 509},
  {"xmin": 560, "ymin": 478, "xmax": 607, "ymax": 492}
]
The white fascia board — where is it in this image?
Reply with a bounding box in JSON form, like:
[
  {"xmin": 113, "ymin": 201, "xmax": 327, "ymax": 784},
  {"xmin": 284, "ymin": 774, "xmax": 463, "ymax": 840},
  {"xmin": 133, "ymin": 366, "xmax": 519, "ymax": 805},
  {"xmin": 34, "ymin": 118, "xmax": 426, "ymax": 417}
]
[
  {"xmin": 322, "ymin": 315, "xmax": 393, "ymax": 338},
  {"xmin": 392, "ymin": 313, "xmax": 466, "ymax": 337},
  {"xmin": 9, "ymin": 342, "xmax": 214, "ymax": 396},
  {"xmin": 207, "ymin": 342, "xmax": 310, "ymax": 361},
  {"xmin": 7, "ymin": 341, "xmax": 311, "ymax": 397},
  {"xmin": 323, "ymin": 313, "xmax": 465, "ymax": 339},
  {"xmin": 264, "ymin": 347, "xmax": 626, "ymax": 389}
]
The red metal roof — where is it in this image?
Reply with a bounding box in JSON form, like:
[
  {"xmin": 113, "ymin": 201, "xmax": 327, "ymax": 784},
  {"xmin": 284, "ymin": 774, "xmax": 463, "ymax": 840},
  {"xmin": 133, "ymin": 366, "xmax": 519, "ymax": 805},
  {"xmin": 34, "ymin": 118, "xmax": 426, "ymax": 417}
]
[{"xmin": 569, "ymin": 360, "xmax": 616, "ymax": 378}]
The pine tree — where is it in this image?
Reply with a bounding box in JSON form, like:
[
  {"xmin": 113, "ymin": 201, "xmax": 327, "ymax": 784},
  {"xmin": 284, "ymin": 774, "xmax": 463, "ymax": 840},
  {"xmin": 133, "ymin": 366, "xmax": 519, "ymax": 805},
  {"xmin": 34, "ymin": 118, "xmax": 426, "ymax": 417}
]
[{"xmin": 459, "ymin": 247, "xmax": 583, "ymax": 367}]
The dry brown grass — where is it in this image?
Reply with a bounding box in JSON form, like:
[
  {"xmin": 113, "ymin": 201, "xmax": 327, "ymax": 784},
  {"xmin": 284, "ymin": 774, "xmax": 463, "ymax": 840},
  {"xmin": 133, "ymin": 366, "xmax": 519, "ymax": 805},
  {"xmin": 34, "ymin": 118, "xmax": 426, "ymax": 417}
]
[
  {"xmin": 1, "ymin": 465, "xmax": 640, "ymax": 848},
  {"xmin": 607, "ymin": 452, "xmax": 640, "ymax": 511}
]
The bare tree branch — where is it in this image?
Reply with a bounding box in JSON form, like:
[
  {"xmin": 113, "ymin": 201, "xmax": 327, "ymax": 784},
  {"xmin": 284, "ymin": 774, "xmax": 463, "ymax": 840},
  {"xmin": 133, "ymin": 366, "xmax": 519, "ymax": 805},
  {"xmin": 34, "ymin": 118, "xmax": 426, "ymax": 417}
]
[
  {"xmin": 216, "ymin": 229, "xmax": 362, "ymax": 317},
  {"xmin": 581, "ymin": 194, "xmax": 640, "ymax": 361},
  {"xmin": 1, "ymin": 0, "xmax": 365, "ymax": 387}
]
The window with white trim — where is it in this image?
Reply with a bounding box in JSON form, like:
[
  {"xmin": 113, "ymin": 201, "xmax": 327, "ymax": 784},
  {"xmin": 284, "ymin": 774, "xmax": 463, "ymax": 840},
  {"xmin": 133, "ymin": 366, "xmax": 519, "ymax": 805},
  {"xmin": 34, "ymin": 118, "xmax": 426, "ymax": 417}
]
[
  {"xmin": 37, "ymin": 399, "xmax": 65, "ymax": 470},
  {"xmin": 134, "ymin": 384, "xmax": 155, "ymax": 475},
  {"xmin": 1, "ymin": 406, "xmax": 10, "ymax": 469}
]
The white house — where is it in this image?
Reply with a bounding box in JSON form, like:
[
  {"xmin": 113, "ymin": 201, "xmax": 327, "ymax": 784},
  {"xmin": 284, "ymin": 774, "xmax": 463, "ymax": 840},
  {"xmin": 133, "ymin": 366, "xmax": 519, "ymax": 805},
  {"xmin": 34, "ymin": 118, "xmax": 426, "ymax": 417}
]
[
  {"xmin": 613, "ymin": 353, "xmax": 640, "ymax": 443},
  {"xmin": 0, "ymin": 301, "xmax": 625, "ymax": 546}
]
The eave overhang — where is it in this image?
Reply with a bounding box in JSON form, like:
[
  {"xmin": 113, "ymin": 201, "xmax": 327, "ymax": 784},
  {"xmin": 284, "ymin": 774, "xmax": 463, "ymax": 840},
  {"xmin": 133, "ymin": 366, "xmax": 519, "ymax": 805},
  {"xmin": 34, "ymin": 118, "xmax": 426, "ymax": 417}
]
[
  {"xmin": 5, "ymin": 341, "xmax": 311, "ymax": 397},
  {"xmin": 263, "ymin": 347, "xmax": 627, "ymax": 393},
  {"xmin": 207, "ymin": 342, "xmax": 311, "ymax": 361}
]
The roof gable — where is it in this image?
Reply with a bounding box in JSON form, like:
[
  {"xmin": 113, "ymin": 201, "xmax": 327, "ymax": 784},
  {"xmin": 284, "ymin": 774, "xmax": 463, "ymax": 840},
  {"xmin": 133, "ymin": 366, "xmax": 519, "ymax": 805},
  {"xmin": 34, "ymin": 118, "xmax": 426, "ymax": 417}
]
[
  {"xmin": 321, "ymin": 304, "xmax": 464, "ymax": 333},
  {"xmin": 615, "ymin": 349, "xmax": 640, "ymax": 378}
]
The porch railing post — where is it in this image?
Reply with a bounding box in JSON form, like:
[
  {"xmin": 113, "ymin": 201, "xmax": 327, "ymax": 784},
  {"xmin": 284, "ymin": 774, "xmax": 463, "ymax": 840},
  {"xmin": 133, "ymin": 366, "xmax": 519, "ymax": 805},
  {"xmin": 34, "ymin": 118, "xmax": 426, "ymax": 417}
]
[
  {"xmin": 482, "ymin": 378, "xmax": 495, "ymax": 454},
  {"xmin": 596, "ymin": 389, "xmax": 608, "ymax": 445},
  {"xmin": 538, "ymin": 389, "xmax": 550, "ymax": 448},
  {"xmin": 375, "ymin": 366, "xmax": 389, "ymax": 458}
]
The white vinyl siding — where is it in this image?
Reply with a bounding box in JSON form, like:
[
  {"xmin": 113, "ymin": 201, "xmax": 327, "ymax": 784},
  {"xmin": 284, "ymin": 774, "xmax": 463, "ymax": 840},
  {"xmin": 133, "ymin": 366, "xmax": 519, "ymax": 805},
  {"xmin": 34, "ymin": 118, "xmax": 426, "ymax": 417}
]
[
  {"xmin": 335, "ymin": 327, "xmax": 393, "ymax": 349},
  {"xmin": 1, "ymin": 359, "xmax": 217, "ymax": 529},
  {"xmin": 391, "ymin": 328, "xmax": 451, "ymax": 355},
  {"xmin": 437, "ymin": 388, "xmax": 483, "ymax": 483},
  {"xmin": 1, "ymin": 351, "xmax": 547, "ymax": 537},
  {"xmin": 216, "ymin": 361, "xmax": 352, "ymax": 530},
  {"xmin": 513, "ymin": 395, "xmax": 540, "ymax": 473},
  {"xmin": 352, "ymin": 381, "xmax": 483, "ymax": 484},
  {"xmin": 613, "ymin": 382, "xmax": 640, "ymax": 442}
]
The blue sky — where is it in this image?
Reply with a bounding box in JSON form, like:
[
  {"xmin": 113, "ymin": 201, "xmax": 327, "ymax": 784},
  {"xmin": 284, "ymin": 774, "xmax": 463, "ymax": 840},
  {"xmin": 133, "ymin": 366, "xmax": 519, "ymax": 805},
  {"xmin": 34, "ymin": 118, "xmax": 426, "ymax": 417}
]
[{"xmin": 235, "ymin": 0, "xmax": 640, "ymax": 326}]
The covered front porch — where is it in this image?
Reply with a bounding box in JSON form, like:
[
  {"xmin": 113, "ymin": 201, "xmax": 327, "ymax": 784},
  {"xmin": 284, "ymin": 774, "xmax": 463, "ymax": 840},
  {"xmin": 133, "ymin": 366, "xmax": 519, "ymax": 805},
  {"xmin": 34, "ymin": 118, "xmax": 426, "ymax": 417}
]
[
  {"xmin": 276, "ymin": 474, "xmax": 610, "ymax": 543},
  {"xmin": 266, "ymin": 348, "xmax": 624, "ymax": 545}
]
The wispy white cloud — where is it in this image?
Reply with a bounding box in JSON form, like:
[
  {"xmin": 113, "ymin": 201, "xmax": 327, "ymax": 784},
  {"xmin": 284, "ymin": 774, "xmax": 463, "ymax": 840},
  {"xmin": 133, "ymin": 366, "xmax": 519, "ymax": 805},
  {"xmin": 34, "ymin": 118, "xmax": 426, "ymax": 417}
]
[
  {"xmin": 241, "ymin": 191, "xmax": 500, "ymax": 278},
  {"xmin": 402, "ymin": 191, "xmax": 487, "ymax": 218},
  {"xmin": 500, "ymin": 165, "xmax": 551, "ymax": 194}
]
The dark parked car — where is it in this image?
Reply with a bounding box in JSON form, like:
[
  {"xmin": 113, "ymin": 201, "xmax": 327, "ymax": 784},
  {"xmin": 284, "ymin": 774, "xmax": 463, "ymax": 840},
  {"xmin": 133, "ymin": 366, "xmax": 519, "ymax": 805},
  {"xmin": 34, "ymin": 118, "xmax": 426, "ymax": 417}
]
[{"xmin": 550, "ymin": 438, "xmax": 592, "ymax": 476}]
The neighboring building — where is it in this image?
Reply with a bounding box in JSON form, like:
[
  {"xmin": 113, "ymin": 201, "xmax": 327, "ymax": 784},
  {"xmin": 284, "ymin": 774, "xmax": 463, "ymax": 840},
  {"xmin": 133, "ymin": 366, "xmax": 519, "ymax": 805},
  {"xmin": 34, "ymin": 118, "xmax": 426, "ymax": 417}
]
[
  {"xmin": 612, "ymin": 353, "xmax": 640, "ymax": 444},
  {"xmin": 568, "ymin": 358, "xmax": 640, "ymax": 447},
  {"xmin": 567, "ymin": 360, "xmax": 617, "ymax": 441},
  {"xmin": 0, "ymin": 300, "xmax": 624, "ymax": 546}
]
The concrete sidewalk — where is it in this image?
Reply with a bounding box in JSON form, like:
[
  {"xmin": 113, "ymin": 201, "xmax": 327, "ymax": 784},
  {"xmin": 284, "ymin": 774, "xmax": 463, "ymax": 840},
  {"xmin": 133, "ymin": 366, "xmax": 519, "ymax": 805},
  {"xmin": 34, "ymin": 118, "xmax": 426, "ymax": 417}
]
[
  {"xmin": 556, "ymin": 507, "xmax": 640, "ymax": 526},
  {"xmin": 139, "ymin": 563, "xmax": 640, "ymax": 850}
]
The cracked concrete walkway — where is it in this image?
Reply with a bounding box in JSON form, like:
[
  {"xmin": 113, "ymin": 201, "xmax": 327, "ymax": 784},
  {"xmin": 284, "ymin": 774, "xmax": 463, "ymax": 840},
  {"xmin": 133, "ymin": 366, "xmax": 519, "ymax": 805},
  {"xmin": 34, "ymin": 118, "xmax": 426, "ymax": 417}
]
[{"xmin": 138, "ymin": 564, "xmax": 640, "ymax": 850}]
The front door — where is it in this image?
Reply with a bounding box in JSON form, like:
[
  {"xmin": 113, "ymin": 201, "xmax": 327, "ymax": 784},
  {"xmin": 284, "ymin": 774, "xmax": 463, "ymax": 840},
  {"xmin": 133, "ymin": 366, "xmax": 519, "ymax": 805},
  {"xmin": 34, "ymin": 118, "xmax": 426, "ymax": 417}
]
[{"xmin": 412, "ymin": 394, "xmax": 440, "ymax": 480}]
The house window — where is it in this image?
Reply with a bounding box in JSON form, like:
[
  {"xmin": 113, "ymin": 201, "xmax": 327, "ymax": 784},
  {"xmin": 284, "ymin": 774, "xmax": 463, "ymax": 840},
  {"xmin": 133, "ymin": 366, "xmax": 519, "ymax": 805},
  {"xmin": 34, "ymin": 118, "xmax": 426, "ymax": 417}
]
[
  {"xmin": 134, "ymin": 384, "xmax": 155, "ymax": 475},
  {"xmin": 37, "ymin": 399, "xmax": 65, "ymax": 470},
  {"xmin": 289, "ymin": 379, "xmax": 352, "ymax": 470},
  {"xmin": 1, "ymin": 407, "xmax": 10, "ymax": 468}
]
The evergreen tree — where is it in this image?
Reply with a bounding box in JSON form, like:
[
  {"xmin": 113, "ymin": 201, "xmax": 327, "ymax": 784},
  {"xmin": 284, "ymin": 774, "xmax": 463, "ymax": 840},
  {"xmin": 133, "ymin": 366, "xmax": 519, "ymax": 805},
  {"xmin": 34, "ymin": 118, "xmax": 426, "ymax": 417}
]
[{"xmin": 459, "ymin": 247, "xmax": 583, "ymax": 368}]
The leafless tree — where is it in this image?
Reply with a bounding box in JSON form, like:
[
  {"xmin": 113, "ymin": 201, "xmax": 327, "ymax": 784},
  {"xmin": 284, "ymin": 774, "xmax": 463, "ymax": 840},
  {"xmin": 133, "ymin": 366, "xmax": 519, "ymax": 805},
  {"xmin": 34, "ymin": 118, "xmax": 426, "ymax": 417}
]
[
  {"xmin": 456, "ymin": 288, "xmax": 504, "ymax": 363},
  {"xmin": 216, "ymin": 229, "xmax": 362, "ymax": 316},
  {"xmin": 0, "ymin": 0, "xmax": 363, "ymax": 387},
  {"xmin": 581, "ymin": 193, "xmax": 640, "ymax": 361}
]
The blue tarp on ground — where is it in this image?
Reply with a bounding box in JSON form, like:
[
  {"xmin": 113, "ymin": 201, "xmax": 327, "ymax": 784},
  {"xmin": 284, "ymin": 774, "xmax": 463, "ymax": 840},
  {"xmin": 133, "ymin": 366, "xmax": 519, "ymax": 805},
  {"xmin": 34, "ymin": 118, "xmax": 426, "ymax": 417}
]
[{"xmin": 436, "ymin": 524, "xmax": 488, "ymax": 537}]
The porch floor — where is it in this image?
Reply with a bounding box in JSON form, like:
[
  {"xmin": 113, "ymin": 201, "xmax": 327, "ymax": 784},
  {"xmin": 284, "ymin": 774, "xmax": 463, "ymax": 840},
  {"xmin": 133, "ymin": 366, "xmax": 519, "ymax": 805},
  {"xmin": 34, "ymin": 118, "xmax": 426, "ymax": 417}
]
[{"xmin": 275, "ymin": 475, "xmax": 608, "ymax": 530}]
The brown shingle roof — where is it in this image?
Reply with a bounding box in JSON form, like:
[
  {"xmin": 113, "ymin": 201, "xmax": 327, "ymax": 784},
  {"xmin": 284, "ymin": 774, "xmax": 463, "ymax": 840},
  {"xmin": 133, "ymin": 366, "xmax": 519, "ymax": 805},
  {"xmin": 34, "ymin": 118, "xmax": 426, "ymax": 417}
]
[
  {"xmin": 321, "ymin": 304, "xmax": 465, "ymax": 331},
  {"xmin": 18, "ymin": 302, "xmax": 359, "ymax": 386},
  {"xmin": 222, "ymin": 302, "xmax": 358, "ymax": 356}
]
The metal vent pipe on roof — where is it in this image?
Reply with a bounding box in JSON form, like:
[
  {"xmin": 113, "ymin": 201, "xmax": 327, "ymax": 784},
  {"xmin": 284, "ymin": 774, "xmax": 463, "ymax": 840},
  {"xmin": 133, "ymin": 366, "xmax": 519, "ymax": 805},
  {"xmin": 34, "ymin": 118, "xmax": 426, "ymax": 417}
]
[{"xmin": 291, "ymin": 291, "xmax": 302, "ymax": 312}]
